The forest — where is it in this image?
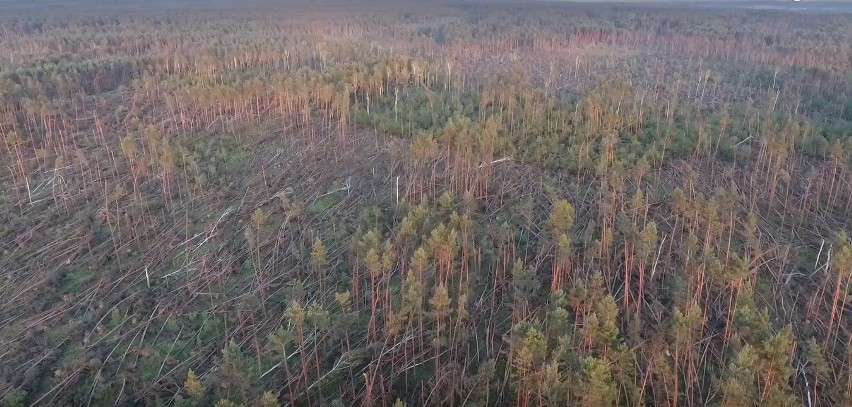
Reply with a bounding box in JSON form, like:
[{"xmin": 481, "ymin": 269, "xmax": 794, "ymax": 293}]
[{"xmin": 1, "ymin": 0, "xmax": 851, "ymax": 406}]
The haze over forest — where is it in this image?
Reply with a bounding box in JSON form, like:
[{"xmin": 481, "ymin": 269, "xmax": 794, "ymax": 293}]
[{"xmin": 2, "ymin": 0, "xmax": 852, "ymax": 13}]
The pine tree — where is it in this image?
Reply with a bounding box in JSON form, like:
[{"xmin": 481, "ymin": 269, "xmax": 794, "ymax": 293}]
[
  {"xmin": 826, "ymin": 232, "xmax": 852, "ymax": 348},
  {"xmin": 595, "ymin": 295, "xmax": 620, "ymax": 356},
  {"xmin": 184, "ymin": 369, "xmax": 205, "ymax": 401},
  {"xmin": 511, "ymin": 259, "xmax": 539, "ymax": 321},
  {"xmin": 804, "ymin": 338, "xmax": 829, "ymax": 407},
  {"xmin": 579, "ymin": 357, "xmax": 616, "ymax": 407},
  {"xmin": 635, "ymin": 221, "xmax": 657, "ymax": 313},
  {"xmin": 719, "ymin": 345, "xmax": 758, "ymax": 407},
  {"xmin": 549, "ymin": 199, "xmax": 576, "ymax": 237},
  {"xmin": 429, "ymin": 282, "xmax": 452, "ymax": 372},
  {"xmin": 757, "ymin": 326, "xmax": 796, "ymax": 404},
  {"xmin": 260, "ymin": 392, "xmax": 279, "ymax": 407},
  {"xmin": 511, "ymin": 323, "xmax": 547, "ymax": 407}
]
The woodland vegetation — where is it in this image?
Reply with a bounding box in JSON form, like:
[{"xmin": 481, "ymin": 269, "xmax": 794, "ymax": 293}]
[{"xmin": 1, "ymin": 1, "xmax": 851, "ymax": 406}]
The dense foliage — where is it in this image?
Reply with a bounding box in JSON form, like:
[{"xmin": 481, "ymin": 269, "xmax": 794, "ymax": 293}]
[{"xmin": 1, "ymin": 1, "xmax": 851, "ymax": 406}]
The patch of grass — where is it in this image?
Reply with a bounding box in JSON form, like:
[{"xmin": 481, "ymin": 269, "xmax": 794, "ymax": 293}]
[
  {"xmin": 310, "ymin": 192, "xmax": 341, "ymax": 216},
  {"xmin": 2, "ymin": 390, "xmax": 26, "ymax": 407},
  {"xmin": 59, "ymin": 344, "xmax": 85, "ymax": 369},
  {"xmin": 60, "ymin": 268, "xmax": 94, "ymax": 294},
  {"xmin": 138, "ymin": 338, "xmax": 190, "ymax": 383},
  {"xmin": 220, "ymin": 152, "xmax": 246, "ymax": 175},
  {"xmin": 198, "ymin": 315, "xmax": 228, "ymax": 342}
]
